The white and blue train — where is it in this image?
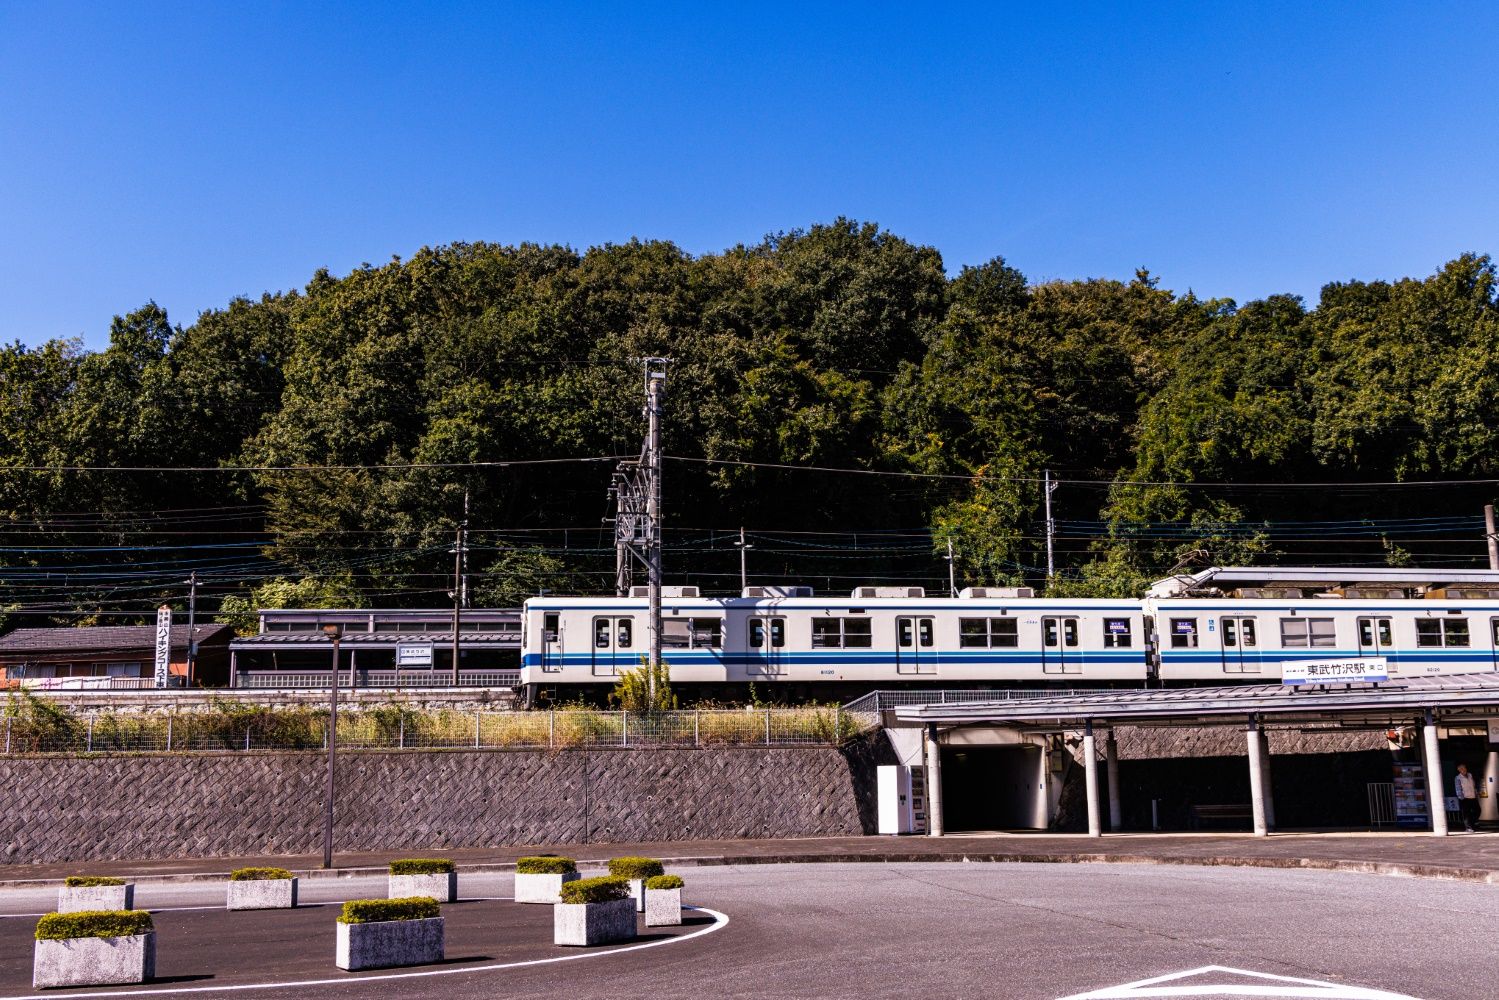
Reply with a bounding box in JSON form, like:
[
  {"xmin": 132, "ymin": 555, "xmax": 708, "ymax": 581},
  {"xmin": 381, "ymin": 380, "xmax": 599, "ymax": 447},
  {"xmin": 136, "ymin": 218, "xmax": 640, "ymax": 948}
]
[{"xmin": 518, "ymin": 567, "xmax": 1499, "ymax": 696}]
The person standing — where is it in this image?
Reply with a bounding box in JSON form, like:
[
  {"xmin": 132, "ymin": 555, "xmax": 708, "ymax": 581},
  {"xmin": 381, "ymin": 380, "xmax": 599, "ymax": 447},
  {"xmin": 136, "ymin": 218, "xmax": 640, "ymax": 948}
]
[{"xmin": 1455, "ymin": 763, "xmax": 1480, "ymax": 833}]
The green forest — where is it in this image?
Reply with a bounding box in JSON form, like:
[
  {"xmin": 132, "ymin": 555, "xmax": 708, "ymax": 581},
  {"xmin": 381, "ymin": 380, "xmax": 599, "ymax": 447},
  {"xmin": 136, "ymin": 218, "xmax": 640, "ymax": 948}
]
[{"xmin": 2, "ymin": 219, "xmax": 1497, "ymax": 623}]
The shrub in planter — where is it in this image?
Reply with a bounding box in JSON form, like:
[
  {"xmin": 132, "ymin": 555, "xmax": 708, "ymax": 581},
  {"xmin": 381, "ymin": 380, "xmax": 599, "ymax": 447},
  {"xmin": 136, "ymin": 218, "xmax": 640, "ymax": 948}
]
[
  {"xmin": 514, "ymin": 855, "xmax": 581, "ymax": 905},
  {"xmin": 643, "ymin": 874, "xmax": 684, "ymax": 928},
  {"xmin": 59, "ymin": 876, "xmax": 133, "ymax": 913},
  {"xmin": 33, "ymin": 910, "xmax": 155, "ymax": 988},
  {"xmin": 227, "ymin": 867, "xmax": 298, "ymax": 910},
  {"xmin": 554, "ymin": 876, "xmax": 636, "ymax": 947},
  {"xmin": 388, "ymin": 859, "xmax": 456, "ymax": 904},
  {"xmin": 336, "ymin": 897, "xmax": 444, "ymax": 971},
  {"xmin": 607, "ymin": 857, "xmax": 665, "ymax": 912}
]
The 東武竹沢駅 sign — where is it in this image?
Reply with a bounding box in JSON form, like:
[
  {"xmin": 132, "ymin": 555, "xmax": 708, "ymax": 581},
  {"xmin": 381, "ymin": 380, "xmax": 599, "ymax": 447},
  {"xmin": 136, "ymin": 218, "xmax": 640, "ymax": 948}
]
[
  {"xmin": 396, "ymin": 643, "xmax": 435, "ymax": 668},
  {"xmin": 1282, "ymin": 657, "xmax": 1388, "ymax": 685}
]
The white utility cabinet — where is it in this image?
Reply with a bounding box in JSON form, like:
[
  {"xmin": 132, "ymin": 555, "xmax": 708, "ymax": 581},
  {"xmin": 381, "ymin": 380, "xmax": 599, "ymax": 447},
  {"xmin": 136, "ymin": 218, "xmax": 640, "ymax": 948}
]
[{"xmin": 877, "ymin": 764, "xmax": 928, "ymax": 835}]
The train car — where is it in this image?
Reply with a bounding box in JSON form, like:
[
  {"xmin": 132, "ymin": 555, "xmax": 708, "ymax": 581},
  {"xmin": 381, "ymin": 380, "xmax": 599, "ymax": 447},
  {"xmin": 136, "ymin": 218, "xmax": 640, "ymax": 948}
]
[
  {"xmin": 1147, "ymin": 567, "xmax": 1499, "ymax": 682},
  {"xmin": 519, "ymin": 585, "xmax": 1151, "ymax": 696}
]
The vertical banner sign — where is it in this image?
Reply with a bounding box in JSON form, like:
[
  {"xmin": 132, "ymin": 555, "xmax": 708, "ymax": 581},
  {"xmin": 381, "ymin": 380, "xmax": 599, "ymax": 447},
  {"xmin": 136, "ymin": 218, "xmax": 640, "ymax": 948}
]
[{"xmin": 153, "ymin": 604, "xmax": 173, "ymax": 688}]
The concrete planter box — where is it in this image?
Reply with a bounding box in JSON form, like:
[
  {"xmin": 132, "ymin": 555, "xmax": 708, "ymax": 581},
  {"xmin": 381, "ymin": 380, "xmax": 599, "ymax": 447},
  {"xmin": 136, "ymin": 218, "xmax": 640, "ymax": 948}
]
[
  {"xmin": 644, "ymin": 887, "xmax": 683, "ymax": 927},
  {"xmin": 58, "ymin": 884, "xmax": 133, "ymax": 913},
  {"xmin": 514, "ymin": 871, "xmax": 580, "ymax": 904},
  {"xmin": 34, "ymin": 932, "xmax": 155, "ymax": 988},
  {"xmin": 626, "ymin": 878, "xmax": 647, "ymax": 912},
  {"xmin": 553, "ymin": 897, "xmax": 637, "ymax": 947},
  {"xmin": 388, "ymin": 872, "xmax": 456, "ymax": 903},
  {"xmin": 336, "ymin": 917, "xmax": 444, "ymax": 971},
  {"xmin": 227, "ymin": 877, "xmax": 298, "ymax": 910}
]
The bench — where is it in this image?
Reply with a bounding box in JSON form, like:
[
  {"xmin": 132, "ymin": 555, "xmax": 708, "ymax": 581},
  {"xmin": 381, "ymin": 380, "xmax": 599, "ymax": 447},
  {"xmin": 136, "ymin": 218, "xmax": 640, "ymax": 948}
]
[{"xmin": 1188, "ymin": 803, "xmax": 1253, "ymax": 829}]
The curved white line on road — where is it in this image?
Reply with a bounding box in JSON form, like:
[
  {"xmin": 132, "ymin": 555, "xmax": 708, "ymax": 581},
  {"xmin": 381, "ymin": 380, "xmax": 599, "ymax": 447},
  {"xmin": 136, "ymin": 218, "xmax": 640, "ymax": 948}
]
[{"xmin": 0, "ymin": 905, "xmax": 730, "ymax": 1000}]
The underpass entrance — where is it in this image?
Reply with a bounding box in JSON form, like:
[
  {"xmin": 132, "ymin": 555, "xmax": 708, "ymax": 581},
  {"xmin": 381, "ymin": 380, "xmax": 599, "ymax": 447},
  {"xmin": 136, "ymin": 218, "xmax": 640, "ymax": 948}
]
[{"xmin": 940, "ymin": 744, "xmax": 1045, "ymax": 831}]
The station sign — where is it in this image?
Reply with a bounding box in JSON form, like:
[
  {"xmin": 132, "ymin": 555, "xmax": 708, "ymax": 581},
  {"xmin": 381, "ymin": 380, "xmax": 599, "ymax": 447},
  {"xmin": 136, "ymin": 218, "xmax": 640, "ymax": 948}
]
[
  {"xmin": 395, "ymin": 643, "xmax": 435, "ymax": 668},
  {"xmin": 1282, "ymin": 657, "xmax": 1388, "ymax": 685},
  {"xmin": 153, "ymin": 604, "xmax": 173, "ymax": 688}
]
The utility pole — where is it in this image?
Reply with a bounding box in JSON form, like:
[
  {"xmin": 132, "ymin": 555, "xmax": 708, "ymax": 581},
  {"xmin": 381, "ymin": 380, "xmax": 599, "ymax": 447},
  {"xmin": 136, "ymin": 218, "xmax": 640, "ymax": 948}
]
[
  {"xmin": 607, "ymin": 358, "xmax": 670, "ymax": 702},
  {"xmin": 1044, "ymin": 469, "xmax": 1058, "ymax": 581},
  {"xmin": 736, "ymin": 527, "xmax": 752, "ymax": 593},
  {"xmin": 185, "ymin": 569, "xmax": 199, "ymax": 689},
  {"xmin": 1486, "ymin": 504, "xmax": 1498, "ymax": 572},
  {"xmin": 645, "ymin": 363, "xmax": 665, "ymax": 704},
  {"xmin": 321, "ymin": 624, "xmax": 342, "ymax": 868},
  {"xmin": 450, "ymin": 490, "xmax": 468, "ymax": 686},
  {"xmin": 946, "ymin": 538, "xmax": 956, "ymax": 598}
]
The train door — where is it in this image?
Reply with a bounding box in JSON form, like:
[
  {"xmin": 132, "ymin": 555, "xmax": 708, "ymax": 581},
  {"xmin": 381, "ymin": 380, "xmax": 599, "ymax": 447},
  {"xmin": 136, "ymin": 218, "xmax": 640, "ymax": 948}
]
[
  {"xmin": 1220, "ymin": 616, "xmax": 1261, "ymax": 674},
  {"xmin": 748, "ymin": 616, "xmax": 786, "ymax": 676},
  {"xmin": 1358, "ymin": 616, "xmax": 1399, "ymax": 674},
  {"xmin": 591, "ymin": 616, "xmax": 633, "ymax": 676},
  {"xmin": 896, "ymin": 616, "xmax": 936, "ymax": 674},
  {"xmin": 1490, "ymin": 618, "xmax": 1499, "ymax": 671},
  {"xmin": 540, "ymin": 612, "xmax": 563, "ymax": 673},
  {"xmin": 1041, "ymin": 616, "xmax": 1081, "ymax": 674}
]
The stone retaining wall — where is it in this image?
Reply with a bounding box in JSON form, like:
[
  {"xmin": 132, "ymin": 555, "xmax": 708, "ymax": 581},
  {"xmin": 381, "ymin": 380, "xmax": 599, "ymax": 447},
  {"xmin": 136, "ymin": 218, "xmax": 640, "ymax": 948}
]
[{"xmin": 0, "ymin": 735, "xmax": 894, "ymax": 865}]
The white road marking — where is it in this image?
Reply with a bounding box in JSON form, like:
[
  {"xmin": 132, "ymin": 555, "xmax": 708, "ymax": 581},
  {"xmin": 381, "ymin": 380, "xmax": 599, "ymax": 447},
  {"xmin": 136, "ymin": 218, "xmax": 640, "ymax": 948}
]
[
  {"xmin": 1056, "ymin": 965, "xmax": 1421, "ymax": 1000},
  {"xmin": 0, "ymin": 905, "xmax": 729, "ymax": 999}
]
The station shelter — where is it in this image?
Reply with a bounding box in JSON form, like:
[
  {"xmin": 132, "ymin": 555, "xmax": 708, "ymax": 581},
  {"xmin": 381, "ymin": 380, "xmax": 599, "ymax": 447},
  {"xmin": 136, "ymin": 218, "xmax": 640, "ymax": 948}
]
[{"xmin": 890, "ymin": 674, "xmax": 1499, "ymax": 837}]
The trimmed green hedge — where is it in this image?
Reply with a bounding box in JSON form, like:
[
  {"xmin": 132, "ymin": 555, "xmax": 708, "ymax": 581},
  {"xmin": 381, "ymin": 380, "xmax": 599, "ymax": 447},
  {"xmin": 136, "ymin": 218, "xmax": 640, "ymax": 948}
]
[
  {"xmin": 644, "ymin": 874, "xmax": 684, "ymax": 890},
  {"xmin": 63, "ymin": 876, "xmax": 126, "ymax": 888},
  {"xmin": 515, "ymin": 855, "xmax": 577, "ymax": 875},
  {"xmin": 607, "ymin": 856, "xmax": 665, "ymax": 880},
  {"xmin": 229, "ymin": 867, "xmax": 294, "ymax": 881},
  {"xmin": 559, "ymin": 876, "xmax": 629, "ymax": 905},
  {"xmin": 337, "ymin": 897, "xmax": 440, "ymax": 924},
  {"xmin": 36, "ymin": 911, "xmax": 153, "ymax": 940},
  {"xmin": 389, "ymin": 859, "xmax": 455, "ymax": 876}
]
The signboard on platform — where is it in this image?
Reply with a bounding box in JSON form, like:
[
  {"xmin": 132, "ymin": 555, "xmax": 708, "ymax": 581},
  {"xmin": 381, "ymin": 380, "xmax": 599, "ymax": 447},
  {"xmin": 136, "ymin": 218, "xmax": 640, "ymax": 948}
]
[
  {"xmin": 396, "ymin": 643, "xmax": 435, "ymax": 668},
  {"xmin": 153, "ymin": 605, "xmax": 172, "ymax": 688},
  {"xmin": 1282, "ymin": 657, "xmax": 1388, "ymax": 685}
]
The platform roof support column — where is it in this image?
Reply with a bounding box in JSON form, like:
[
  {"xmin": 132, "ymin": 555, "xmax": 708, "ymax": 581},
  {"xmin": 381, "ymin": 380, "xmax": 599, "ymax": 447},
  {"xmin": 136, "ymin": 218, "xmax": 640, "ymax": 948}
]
[
  {"xmin": 924, "ymin": 723, "xmax": 945, "ymax": 837},
  {"xmin": 1422, "ymin": 709, "xmax": 1448, "ymax": 837},
  {"xmin": 1084, "ymin": 719, "xmax": 1101, "ymax": 838},
  {"xmin": 229, "ymin": 650, "xmax": 237, "ymax": 689},
  {"xmin": 1259, "ymin": 726, "xmax": 1276, "ymax": 832},
  {"xmin": 1105, "ymin": 728, "xmax": 1121, "ymax": 832},
  {"xmin": 1246, "ymin": 716, "xmax": 1268, "ymax": 837}
]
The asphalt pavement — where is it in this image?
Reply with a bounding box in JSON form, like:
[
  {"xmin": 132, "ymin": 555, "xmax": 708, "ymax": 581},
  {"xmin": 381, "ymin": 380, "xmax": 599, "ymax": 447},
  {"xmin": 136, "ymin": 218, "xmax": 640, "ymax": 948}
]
[{"xmin": 0, "ymin": 863, "xmax": 1490, "ymax": 999}]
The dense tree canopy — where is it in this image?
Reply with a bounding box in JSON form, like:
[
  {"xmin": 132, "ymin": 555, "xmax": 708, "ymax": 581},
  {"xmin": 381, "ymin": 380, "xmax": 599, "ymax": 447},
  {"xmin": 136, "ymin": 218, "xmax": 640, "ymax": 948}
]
[{"xmin": 1, "ymin": 220, "xmax": 1495, "ymax": 621}]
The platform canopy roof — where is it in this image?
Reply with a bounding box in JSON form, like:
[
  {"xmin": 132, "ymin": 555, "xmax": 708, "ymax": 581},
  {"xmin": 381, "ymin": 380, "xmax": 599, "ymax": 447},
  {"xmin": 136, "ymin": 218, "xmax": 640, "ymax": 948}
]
[
  {"xmin": 894, "ymin": 673, "xmax": 1499, "ymax": 731},
  {"xmin": 1146, "ymin": 565, "xmax": 1499, "ymax": 598}
]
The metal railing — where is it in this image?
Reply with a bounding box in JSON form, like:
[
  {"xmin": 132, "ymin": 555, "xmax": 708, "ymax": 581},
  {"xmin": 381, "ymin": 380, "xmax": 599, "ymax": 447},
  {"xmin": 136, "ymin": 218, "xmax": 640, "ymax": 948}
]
[
  {"xmin": 235, "ymin": 670, "xmax": 520, "ymax": 690},
  {"xmin": 840, "ymin": 688, "xmax": 1120, "ymax": 716},
  {"xmin": 10, "ymin": 677, "xmax": 186, "ymax": 691},
  {"xmin": 0, "ymin": 706, "xmax": 870, "ymax": 755},
  {"xmin": 1367, "ymin": 781, "xmax": 1396, "ymax": 827}
]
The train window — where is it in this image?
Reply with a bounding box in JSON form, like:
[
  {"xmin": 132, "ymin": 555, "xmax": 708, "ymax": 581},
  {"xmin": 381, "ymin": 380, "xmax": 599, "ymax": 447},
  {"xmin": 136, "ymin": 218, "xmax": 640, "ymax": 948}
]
[
  {"xmin": 960, "ymin": 618, "xmax": 1018, "ymax": 647},
  {"xmin": 813, "ymin": 617, "xmax": 871, "ymax": 648},
  {"xmin": 1103, "ymin": 618, "xmax": 1132, "ymax": 648},
  {"xmin": 1169, "ymin": 618, "xmax": 1198, "ymax": 648},
  {"xmin": 1063, "ymin": 620, "xmax": 1078, "ymax": 647},
  {"xmin": 750, "ymin": 618, "xmax": 787, "ymax": 649},
  {"xmin": 919, "ymin": 619, "xmax": 933, "ymax": 647},
  {"xmin": 544, "ymin": 613, "xmax": 559, "ymax": 643},
  {"xmin": 1417, "ymin": 618, "xmax": 1469, "ymax": 647},
  {"xmin": 898, "ymin": 619, "xmax": 913, "ymax": 647},
  {"xmin": 1281, "ymin": 617, "xmax": 1336, "ymax": 648},
  {"xmin": 1043, "ymin": 620, "xmax": 1058, "ymax": 647},
  {"xmin": 991, "ymin": 619, "xmax": 1017, "ymax": 647},
  {"xmin": 664, "ymin": 618, "xmax": 721, "ymax": 648},
  {"xmin": 1358, "ymin": 617, "xmax": 1393, "ymax": 648},
  {"xmin": 594, "ymin": 618, "xmax": 612, "ymax": 648},
  {"xmin": 617, "ymin": 620, "xmax": 633, "ymax": 648}
]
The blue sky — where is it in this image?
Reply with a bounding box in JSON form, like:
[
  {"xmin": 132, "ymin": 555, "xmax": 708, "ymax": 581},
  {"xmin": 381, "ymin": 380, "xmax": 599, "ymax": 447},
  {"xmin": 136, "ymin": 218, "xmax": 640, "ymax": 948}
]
[{"xmin": 2, "ymin": 2, "xmax": 1495, "ymax": 349}]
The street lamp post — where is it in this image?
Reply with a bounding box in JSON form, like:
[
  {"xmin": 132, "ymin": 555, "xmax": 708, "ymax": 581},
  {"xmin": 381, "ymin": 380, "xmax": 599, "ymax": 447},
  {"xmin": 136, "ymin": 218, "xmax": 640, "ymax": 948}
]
[{"xmin": 322, "ymin": 624, "xmax": 342, "ymax": 869}]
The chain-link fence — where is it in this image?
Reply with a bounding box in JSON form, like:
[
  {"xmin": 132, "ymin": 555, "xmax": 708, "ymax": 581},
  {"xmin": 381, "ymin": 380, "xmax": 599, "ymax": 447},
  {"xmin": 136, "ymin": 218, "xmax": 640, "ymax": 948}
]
[{"xmin": 0, "ymin": 703, "xmax": 870, "ymax": 755}]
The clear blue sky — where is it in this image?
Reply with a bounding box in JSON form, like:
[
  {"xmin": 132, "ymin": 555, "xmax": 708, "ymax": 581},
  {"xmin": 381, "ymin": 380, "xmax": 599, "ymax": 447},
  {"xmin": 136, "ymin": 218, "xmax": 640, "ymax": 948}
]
[{"xmin": 2, "ymin": 2, "xmax": 1495, "ymax": 349}]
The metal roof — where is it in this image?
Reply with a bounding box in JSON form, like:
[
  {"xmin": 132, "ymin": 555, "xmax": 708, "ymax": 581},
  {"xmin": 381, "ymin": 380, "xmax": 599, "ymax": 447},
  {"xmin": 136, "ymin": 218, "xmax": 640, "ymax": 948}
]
[
  {"xmin": 895, "ymin": 672, "xmax": 1499, "ymax": 729},
  {"xmin": 1148, "ymin": 565, "xmax": 1499, "ymax": 597},
  {"xmin": 230, "ymin": 631, "xmax": 519, "ymax": 649},
  {"xmin": 0, "ymin": 624, "xmax": 233, "ymax": 656}
]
